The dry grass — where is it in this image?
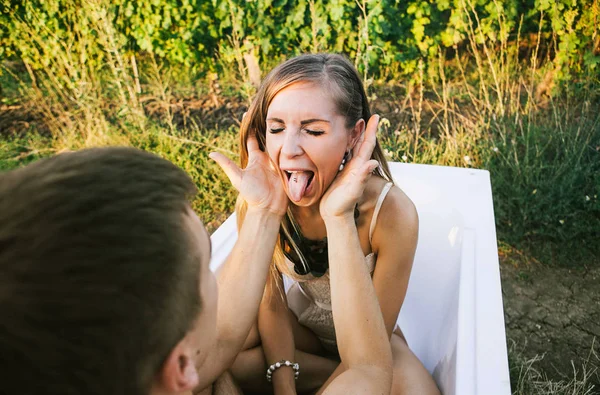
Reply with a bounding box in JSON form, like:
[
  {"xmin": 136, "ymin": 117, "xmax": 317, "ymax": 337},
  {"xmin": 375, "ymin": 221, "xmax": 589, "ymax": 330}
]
[{"xmin": 509, "ymin": 339, "xmax": 599, "ymax": 395}]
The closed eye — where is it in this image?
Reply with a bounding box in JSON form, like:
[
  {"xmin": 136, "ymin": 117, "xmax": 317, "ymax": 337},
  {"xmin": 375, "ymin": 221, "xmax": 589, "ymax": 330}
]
[
  {"xmin": 305, "ymin": 129, "xmax": 325, "ymax": 136},
  {"xmin": 269, "ymin": 128, "xmax": 284, "ymax": 134}
]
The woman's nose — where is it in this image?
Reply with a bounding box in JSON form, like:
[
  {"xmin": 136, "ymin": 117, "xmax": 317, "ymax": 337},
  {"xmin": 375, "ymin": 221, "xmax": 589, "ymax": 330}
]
[{"xmin": 281, "ymin": 132, "xmax": 304, "ymax": 158}]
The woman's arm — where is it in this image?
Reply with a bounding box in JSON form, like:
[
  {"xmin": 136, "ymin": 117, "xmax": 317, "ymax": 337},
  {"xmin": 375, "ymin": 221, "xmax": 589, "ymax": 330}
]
[
  {"xmin": 371, "ymin": 187, "xmax": 419, "ymax": 338},
  {"xmin": 259, "ymin": 270, "xmax": 297, "ymax": 395},
  {"xmin": 321, "ymin": 214, "xmax": 393, "ymax": 395},
  {"xmin": 313, "ymin": 187, "xmax": 418, "ymax": 392},
  {"xmin": 317, "ymin": 115, "xmax": 393, "ymax": 394}
]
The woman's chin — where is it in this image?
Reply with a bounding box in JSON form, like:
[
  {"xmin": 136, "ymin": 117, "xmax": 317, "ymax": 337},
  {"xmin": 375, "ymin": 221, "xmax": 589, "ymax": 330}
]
[
  {"xmin": 287, "ymin": 196, "xmax": 312, "ymax": 207},
  {"xmin": 289, "ymin": 199, "xmax": 315, "ymax": 207}
]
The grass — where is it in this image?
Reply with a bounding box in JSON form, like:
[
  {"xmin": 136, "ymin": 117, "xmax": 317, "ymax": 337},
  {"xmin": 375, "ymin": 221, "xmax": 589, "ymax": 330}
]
[
  {"xmin": 134, "ymin": 127, "xmax": 239, "ymax": 232},
  {"xmin": 0, "ymin": 126, "xmax": 239, "ymax": 233},
  {"xmin": 488, "ymin": 106, "xmax": 600, "ymax": 265},
  {"xmin": 509, "ymin": 338, "xmax": 599, "ymax": 395},
  {"xmin": 376, "ymin": 81, "xmax": 599, "ymax": 267}
]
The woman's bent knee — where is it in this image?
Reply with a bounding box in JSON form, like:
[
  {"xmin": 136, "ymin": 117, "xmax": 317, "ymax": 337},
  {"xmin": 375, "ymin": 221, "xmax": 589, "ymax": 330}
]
[
  {"xmin": 390, "ymin": 334, "xmax": 441, "ymax": 395},
  {"xmin": 242, "ymin": 321, "xmax": 260, "ymax": 350}
]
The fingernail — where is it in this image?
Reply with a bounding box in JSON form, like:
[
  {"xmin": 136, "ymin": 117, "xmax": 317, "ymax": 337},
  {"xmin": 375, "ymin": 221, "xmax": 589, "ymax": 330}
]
[{"xmin": 208, "ymin": 152, "xmax": 216, "ymax": 159}]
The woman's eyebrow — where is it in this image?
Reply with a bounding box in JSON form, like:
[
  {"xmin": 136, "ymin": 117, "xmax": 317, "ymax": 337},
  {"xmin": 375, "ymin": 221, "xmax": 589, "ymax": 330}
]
[
  {"xmin": 300, "ymin": 118, "xmax": 330, "ymax": 125},
  {"xmin": 266, "ymin": 118, "xmax": 330, "ymax": 125}
]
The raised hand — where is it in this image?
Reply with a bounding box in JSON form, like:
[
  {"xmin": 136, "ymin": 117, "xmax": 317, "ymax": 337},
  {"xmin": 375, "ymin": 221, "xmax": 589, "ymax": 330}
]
[
  {"xmin": 319, "ymin": 114, "xmax": 381, "ymax": 219},
  {"xmin": 210, "ymin": 133, "xmax": 288, "ymax": 217}
]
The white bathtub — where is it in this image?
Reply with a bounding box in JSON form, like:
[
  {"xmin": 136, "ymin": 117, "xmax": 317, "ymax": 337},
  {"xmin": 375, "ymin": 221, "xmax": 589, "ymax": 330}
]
[{"xmin": 209, "ymin": 163, "xmax": 511, "ymax": 395}]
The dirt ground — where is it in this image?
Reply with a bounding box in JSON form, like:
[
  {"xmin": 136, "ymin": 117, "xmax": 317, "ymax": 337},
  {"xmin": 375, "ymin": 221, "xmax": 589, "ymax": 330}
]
[{"xmin": 500, "ymin": 250, "xmax": 600, "ymax": 387}]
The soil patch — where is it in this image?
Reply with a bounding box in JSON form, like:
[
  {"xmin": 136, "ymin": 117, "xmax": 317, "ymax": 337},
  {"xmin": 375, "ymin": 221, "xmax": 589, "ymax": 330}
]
[{"xmin": 500, "ymin": 249, "xmax": 600, "ymax": 387}]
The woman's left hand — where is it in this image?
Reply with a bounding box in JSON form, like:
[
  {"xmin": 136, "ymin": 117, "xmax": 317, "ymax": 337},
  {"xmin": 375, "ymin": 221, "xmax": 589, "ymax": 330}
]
[{"xmin": 319, "ymin": 114, "xmax": 381, "ymax": 219}]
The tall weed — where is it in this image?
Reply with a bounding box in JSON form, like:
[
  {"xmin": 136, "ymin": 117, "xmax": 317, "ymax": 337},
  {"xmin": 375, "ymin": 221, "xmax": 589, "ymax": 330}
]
[
  {"xmin": 3, "ymin": 0, "xmax": 143, "ymax": 147},
  {"xmin": 375, "ymin": 1, "xmax": 599, "ymax": 266},
  {"xmin": 509, "ymin": 339, "xmax": 599, "ymax": 395}
]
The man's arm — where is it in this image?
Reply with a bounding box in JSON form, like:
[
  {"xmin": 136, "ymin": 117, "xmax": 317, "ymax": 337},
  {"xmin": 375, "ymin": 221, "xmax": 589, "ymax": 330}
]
[
  {"xmin": 196, "ymin": 135, "xmax": 288, "ymax": 390},
  {"xmin": 195, "ymin": 207, "xmax": 282, "ymax": 389}
]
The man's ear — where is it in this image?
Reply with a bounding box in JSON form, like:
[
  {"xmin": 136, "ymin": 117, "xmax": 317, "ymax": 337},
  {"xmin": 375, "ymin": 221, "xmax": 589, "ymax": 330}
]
[
  {"xmin": 156, "ymin": 338, "xmax": 199, "ymax": 393},
  {"xmin": 347, "ymin": 119, "xmax": 366, "ymax": 151}
]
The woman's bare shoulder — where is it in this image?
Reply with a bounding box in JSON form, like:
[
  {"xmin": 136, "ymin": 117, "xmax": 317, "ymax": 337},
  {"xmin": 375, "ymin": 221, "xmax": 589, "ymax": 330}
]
[
  {"xmin": 360, "ymin": 176, "xmax": 391, "ymax": 207},
  {"xmin": 362, "ymin": 176, "xmax": 414, "ymax": 213},
  {"xmin": 356, "ymin": 177, "xmax": 415, "ymax": 231},
  {"xmin": 367, "ymin": 177, "xmax": 419, "ymax": 247}
]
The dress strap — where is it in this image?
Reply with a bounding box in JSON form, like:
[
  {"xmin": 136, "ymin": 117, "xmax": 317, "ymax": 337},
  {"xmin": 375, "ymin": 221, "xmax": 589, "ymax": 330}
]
[{"xmin": 369, "ymin": 182, "xmax": 393, "ymax": 244}]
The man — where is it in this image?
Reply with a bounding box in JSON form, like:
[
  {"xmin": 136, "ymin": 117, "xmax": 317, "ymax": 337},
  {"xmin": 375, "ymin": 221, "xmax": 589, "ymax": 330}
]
[
  {"xmin": 0, "ymin": 141, "xmax": 393, "ymax": 395},
  {"xmin": 0, "ymin": 146, "xmax": 282, "ymax": 395}
]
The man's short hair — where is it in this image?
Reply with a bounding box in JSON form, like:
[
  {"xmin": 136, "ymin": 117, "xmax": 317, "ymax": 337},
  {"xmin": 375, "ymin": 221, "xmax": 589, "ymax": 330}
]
[{"xmin": 0, "ymin": 147, "xmax": 201, "ymax": 395}]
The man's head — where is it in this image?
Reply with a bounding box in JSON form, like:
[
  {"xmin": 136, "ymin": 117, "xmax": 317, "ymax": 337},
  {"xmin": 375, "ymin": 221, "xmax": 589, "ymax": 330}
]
[{"xmin": 0, "ymin": 147, "xmax": 217, "ymax": 395}]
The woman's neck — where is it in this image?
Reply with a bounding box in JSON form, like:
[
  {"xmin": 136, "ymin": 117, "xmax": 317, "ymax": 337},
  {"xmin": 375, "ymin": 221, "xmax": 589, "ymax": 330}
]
[
  {"xmin": 290, "ymin": 203, "xmax": 327, "ymax": 240},
  {"xmin": 291, "ymin": 203, "xmax": 320, "ymax": 221}
]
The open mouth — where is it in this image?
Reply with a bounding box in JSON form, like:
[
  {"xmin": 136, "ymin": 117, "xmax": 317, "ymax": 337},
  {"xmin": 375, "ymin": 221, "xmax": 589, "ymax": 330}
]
[{"xmin": 284, "ymin": 170, "xmax": 315, "ymax": 202}]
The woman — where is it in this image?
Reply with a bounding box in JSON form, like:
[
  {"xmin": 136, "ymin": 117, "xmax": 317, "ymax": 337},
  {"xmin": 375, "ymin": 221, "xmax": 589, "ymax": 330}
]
[
  {"xmin": 229, "ymin": 53, "xmax": 440, "ymax": 395},
  {"xmin": 211, "ymin": 105, "xmax": 393, "ymax": 394}
]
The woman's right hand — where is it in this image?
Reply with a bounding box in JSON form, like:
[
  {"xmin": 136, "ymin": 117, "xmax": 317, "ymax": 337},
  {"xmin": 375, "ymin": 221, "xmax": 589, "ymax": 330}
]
[{"xmin": 210, "ymin": 133, "xmax": 288, "ymax": 218}]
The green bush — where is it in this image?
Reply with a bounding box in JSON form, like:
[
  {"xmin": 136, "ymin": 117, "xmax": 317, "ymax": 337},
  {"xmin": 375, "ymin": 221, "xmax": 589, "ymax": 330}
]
[
  {"xmin": 1, "ymin": 0, "xmax": 598, "ymax": 266},
  {"xmin": 2, "ymin": 0, "xmax": 598, "ymax": 79},
  {"xmin": 488, "ymin": 106, "xmax": 600, "ymax": 264}
]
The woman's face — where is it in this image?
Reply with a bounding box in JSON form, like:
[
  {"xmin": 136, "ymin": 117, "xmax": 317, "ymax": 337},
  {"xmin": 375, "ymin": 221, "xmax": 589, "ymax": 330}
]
[{"xmin": 265, "ymin": 82, "xmax": 359, "ymax": 207}]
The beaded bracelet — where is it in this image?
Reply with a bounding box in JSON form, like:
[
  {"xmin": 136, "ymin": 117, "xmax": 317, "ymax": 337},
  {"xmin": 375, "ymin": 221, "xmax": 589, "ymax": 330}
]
[{"xmin": 266, "ymin": 360, "xmax": 300, "ymax": 382}]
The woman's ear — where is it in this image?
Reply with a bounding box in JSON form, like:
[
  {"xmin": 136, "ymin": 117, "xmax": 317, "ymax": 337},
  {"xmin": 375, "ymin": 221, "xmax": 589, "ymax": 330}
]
[
  {"xmin": 347, "ymin": 119, "xmax": 366, "ymax": 151},
  {"xmin": 154, "ymin": 338, "xmax": 200, "ymax": 393}
]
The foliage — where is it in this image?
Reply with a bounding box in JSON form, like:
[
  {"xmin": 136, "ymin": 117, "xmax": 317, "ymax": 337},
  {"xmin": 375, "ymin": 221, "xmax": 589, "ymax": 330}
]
[
  {"xmin": 1, "ymin": 0, "xmax": 598, "ymax": 80},
  {"xmin": 1, "ymin": 0, "xmax": 598, "ymax": 265}
]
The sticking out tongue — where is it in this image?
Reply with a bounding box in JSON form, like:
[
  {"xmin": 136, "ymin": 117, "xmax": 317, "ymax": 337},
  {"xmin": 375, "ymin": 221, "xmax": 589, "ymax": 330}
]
[{"xmin": 288, "ymin": 171, "xmax": 312, "ymax": 202}]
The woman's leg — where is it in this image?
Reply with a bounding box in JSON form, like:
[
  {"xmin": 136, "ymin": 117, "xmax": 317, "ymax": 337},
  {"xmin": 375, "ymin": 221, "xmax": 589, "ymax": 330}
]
[
  {"xmin": 194, "ymin": 370, "xmax": 244, "ymax": 395},
  {"xmin": 232, "ymin": 347, "xmax": 339, "ymax": 394},
  {"xmin": 231, "ymin": 308, "xmax": 339, "ymax": 394},
  {"xmin": 390, "ymin": 332, "xmax": 441, "ymax": 395},
  {"xmin": 313, "ymin": 331, "xmax": 442, "ymax": 395},
  {"xmin": 213, "ymin": 371, "xmax": 244, "ymax": 395}
]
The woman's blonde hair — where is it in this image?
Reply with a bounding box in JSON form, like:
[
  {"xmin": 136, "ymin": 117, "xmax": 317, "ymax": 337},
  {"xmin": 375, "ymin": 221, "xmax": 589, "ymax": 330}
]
[{"xmin": 235, "ymin": 53, "xmax": 394, "ymax": 282}]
